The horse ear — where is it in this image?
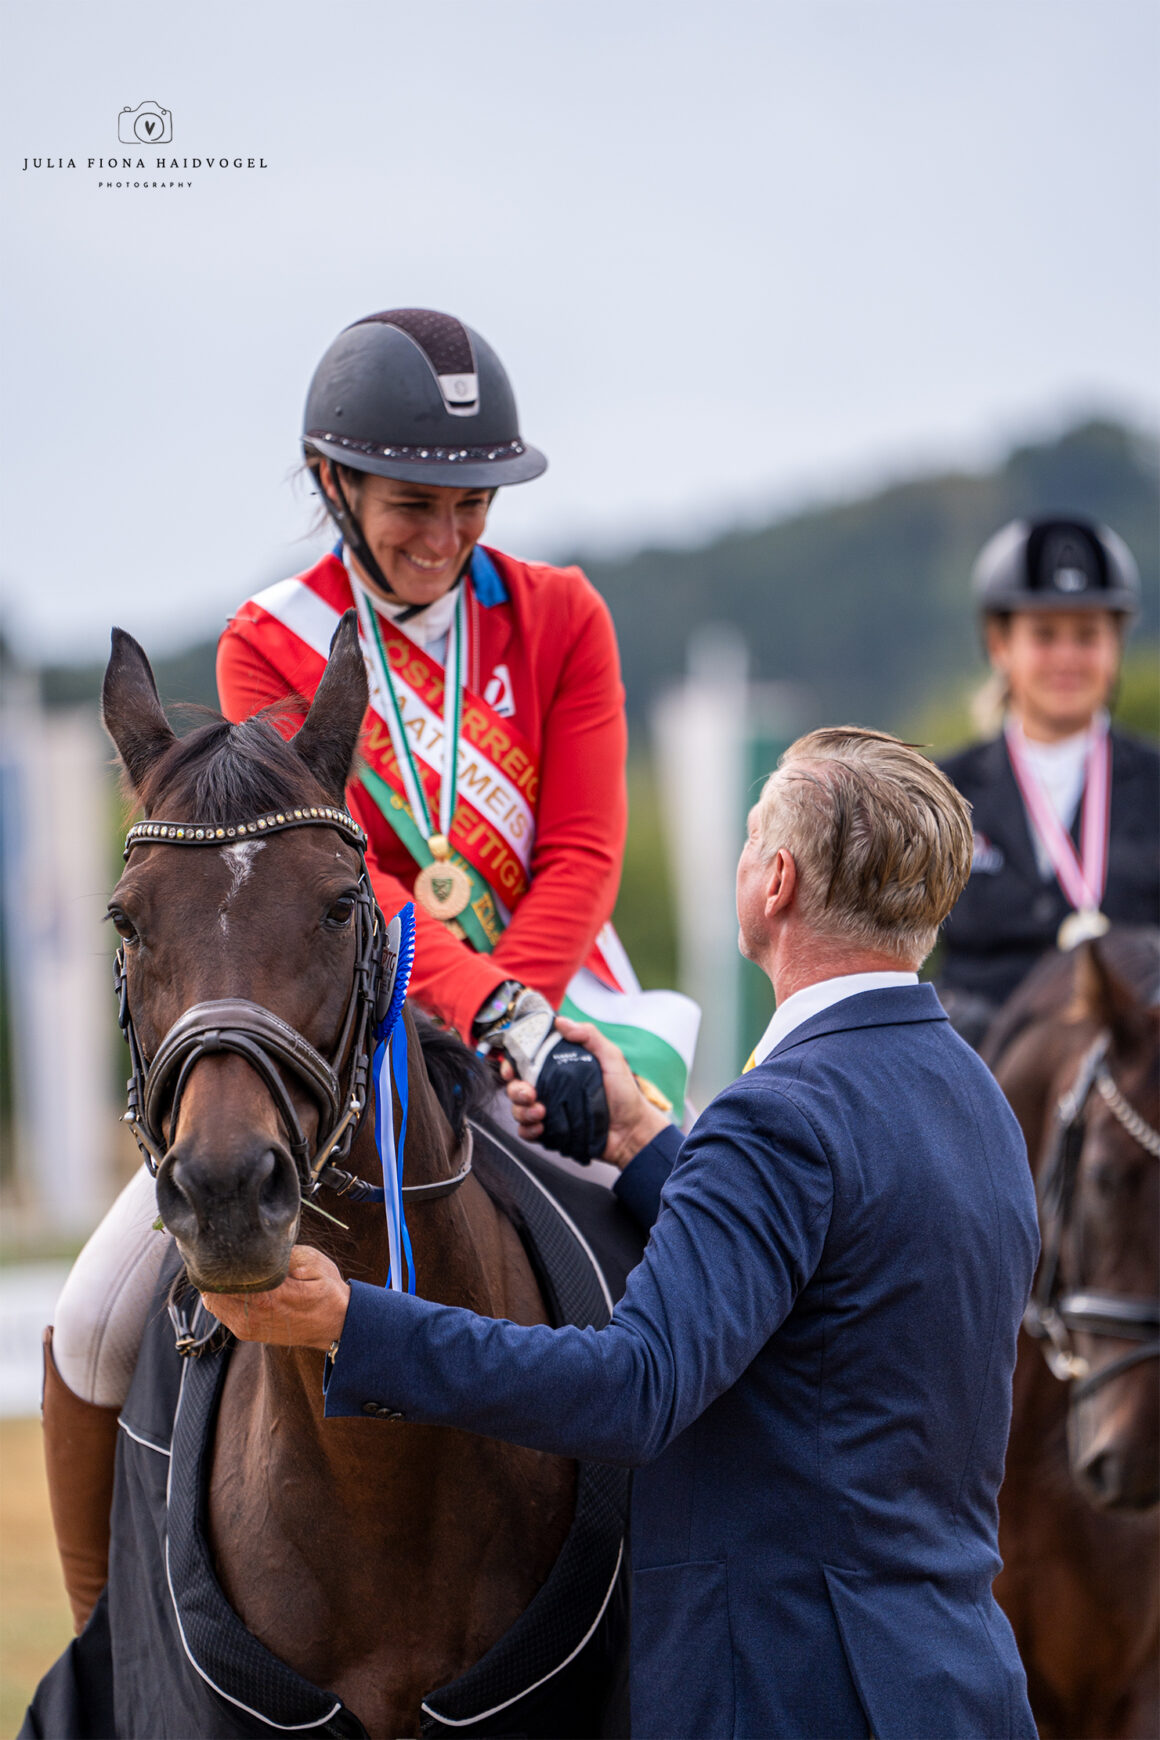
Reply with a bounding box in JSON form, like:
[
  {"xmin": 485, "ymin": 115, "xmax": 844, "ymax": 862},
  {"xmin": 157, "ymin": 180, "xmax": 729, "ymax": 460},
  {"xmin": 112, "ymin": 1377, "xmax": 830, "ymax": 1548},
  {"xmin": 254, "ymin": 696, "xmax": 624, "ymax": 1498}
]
[
  {"xmin": 292, "ymin": 610, "xmax": 368, "ymax": 802},
  {"xmin": 101, "ymin": 627, "xmax": 177, "ymax": 794},
  {"xmin": 1073, "ymin": 940, "xmax": 1149, "ymax": 1049}
]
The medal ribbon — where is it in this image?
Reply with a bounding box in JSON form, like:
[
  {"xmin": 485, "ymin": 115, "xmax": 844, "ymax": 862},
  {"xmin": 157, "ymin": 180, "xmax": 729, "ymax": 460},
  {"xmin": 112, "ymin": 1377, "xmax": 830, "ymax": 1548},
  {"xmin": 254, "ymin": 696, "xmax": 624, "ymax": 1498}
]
[
  {"xmin": 372, "ymin": 1002, "xmax": 415, "ymax": 1294},
  {"xmin": 356, "ymin": 582, "xmax": 466, "ymax": 848},
  {"xmin": 1005, "ymin": 717, "xmax": 1112, "ymax": 912}
]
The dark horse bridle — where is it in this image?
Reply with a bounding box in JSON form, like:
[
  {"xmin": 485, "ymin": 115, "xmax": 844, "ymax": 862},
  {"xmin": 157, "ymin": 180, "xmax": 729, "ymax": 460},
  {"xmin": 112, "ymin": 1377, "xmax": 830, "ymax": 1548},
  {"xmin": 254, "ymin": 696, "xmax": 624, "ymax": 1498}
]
[
  {"xmin": 115, "ymin": 804, "xmax": 472, "ymax": 1219},
  {"xmin": 1024, "ymin": 1030, "xmax": 1160, "ymax": 1404}
]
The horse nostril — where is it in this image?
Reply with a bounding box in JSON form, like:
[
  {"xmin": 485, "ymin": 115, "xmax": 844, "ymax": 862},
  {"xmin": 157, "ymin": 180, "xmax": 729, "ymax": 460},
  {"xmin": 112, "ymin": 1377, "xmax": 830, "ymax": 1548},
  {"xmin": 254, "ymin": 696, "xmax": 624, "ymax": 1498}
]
[
  {"xmin": 155, "ymin": 1144, "xmax": 300, "ymax": 1241},
  {"xmin": 1080, "ymin": 1450, "xmax": 1120, "ymax": 1504},
  {"xmin": 1081, "ymin": 1447, "xmax": 1159, "ymax": 1513},
  {"xmin": 257, "ymin": 1147, "xmax": 300, "ymax": 1234},
  {"xmin": 155, "ymin": 1158, "xmax": 198, "ymax": 1242}
]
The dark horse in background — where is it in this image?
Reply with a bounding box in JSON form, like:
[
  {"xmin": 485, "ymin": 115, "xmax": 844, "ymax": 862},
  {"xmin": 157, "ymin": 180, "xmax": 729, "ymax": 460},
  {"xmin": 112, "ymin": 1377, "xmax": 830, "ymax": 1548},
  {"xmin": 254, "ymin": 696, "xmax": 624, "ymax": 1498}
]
[
  {"xmin": 24, "ymin": 617, "xmax": 636, "ymax": 1740},
  {"xmin": 983, "ymin": 929, "xmax": 1159, "ymax": 1740}
]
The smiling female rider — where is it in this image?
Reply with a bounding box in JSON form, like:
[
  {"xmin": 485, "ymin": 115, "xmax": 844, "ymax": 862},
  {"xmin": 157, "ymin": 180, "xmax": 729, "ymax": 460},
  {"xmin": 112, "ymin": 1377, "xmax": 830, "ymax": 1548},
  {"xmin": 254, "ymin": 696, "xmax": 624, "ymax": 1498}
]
[
  {"xmin": 937, "ymin": 516, "xmax": 1159, "ymax": 1047},
  {"xmin": 43, "ymin": 308, "xmax": 645, "ymax": 1634},
  {"xmin": 217, "ymin": 308, "xmax": 622, "ymax": 1139}
]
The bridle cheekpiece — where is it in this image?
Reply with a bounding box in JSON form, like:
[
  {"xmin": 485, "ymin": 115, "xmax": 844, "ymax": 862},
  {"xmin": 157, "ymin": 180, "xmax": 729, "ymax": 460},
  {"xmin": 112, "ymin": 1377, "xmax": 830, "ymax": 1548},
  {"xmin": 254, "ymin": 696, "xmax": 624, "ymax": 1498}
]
[{"xmin": 1024, "ymin": 1030, "xmax": 1160, "ymax": 1403}]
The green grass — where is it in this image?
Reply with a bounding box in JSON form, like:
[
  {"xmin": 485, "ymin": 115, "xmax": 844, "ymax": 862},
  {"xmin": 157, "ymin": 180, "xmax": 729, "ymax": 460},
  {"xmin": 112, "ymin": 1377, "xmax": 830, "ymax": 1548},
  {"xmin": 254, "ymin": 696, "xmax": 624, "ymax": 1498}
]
[{"xmin": 0, "ymin": 1418, "xmax": 73, "ymax": 1732}]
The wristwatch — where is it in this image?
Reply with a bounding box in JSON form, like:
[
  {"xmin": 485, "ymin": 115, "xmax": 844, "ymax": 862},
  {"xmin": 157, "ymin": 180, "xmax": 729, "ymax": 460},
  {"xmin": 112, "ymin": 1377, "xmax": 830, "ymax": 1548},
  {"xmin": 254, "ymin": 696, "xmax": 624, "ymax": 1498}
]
[{"xmin": 471, "ymin": 979, "xmax": 525, "ymax": 1046}]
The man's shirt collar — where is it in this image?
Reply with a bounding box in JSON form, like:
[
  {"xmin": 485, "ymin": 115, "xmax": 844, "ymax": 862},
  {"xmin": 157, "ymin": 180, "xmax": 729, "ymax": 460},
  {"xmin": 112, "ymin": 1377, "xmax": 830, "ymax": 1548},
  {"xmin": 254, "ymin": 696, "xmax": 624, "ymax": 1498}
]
[{"xmin": 751, "ymin": 971, "xmax": 919, "ymax": 1068}]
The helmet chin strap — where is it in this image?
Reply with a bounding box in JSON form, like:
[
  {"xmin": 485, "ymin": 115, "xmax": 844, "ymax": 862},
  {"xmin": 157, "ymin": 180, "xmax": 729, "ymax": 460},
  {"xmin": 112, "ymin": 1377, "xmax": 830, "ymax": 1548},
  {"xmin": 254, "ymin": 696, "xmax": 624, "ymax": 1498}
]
[{"xmin": 314, "ymin": 461, "xmax": 469, "ymax": 623}]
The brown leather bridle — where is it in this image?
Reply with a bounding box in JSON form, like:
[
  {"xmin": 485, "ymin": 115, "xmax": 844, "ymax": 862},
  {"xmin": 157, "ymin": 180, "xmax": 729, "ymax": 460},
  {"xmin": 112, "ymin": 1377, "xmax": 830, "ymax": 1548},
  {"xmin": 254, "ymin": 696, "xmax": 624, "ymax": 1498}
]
[
  {"xmin": 115, "ymin": 804, "xmax": 471, "ymax": 1211},
  {"xmin": 1024, "ymin": 1031, "xmax": 1160, "ymax": 1404}
]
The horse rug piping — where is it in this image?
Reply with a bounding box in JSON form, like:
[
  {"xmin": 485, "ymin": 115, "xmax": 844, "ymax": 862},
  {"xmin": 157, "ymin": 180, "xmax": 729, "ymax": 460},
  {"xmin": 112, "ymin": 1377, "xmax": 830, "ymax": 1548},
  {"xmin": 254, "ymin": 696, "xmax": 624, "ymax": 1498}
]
[{"xmin": 21, "ymin": 1120, "xmax": 640, "ymax": 1740}]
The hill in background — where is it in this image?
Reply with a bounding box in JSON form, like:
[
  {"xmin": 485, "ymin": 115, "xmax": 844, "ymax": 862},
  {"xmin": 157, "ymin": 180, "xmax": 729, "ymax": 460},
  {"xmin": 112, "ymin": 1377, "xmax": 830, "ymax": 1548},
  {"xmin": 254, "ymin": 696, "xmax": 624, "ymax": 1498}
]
[
  {"xmin": 37, "ymin": 417, "xmax": 1158, "ymax": 741},
  {"xmin": 579, "ymin": 417, "xmax": 1158, "ymax": 734}
]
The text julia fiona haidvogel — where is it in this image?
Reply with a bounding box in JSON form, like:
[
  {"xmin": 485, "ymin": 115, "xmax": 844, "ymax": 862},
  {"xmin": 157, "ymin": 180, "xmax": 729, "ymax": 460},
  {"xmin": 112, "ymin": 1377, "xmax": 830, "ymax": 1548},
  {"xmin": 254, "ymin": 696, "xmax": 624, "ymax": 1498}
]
[{"xmin": 22, "ymin": 157, "xmax": 269, "ymax": 170}]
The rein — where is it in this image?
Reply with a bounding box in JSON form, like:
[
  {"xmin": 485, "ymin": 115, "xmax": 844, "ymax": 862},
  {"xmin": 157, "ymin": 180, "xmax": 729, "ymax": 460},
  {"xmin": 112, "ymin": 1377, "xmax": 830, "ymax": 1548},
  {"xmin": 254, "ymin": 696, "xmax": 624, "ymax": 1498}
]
[
  {"xmin": 1024, "ymin": 1030, "xmax": 1160, "ymax": 1400},
  {"xmin": 116, "ymin": 803, "xmax": 473, "ymax": 1248}
]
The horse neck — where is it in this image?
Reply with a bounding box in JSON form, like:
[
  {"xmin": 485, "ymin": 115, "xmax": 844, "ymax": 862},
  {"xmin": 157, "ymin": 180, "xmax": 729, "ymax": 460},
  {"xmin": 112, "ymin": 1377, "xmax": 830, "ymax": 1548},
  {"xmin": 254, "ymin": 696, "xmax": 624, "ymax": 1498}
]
[{"xmin": 255, "ymin": 1016, "xmax": 536, "ymax": 1445}]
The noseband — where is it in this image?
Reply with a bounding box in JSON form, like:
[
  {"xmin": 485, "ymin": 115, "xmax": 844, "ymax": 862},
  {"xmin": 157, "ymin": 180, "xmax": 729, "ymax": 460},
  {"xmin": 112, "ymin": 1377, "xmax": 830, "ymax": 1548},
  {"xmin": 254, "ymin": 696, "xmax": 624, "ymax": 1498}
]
[
  {"xmin": 1024, "ymin": 1030, "xmax": 1160, "ymax": 1403},
  {"xmin": 115, "ymin": 804, "xmax": 471, "ymax": 1210}
]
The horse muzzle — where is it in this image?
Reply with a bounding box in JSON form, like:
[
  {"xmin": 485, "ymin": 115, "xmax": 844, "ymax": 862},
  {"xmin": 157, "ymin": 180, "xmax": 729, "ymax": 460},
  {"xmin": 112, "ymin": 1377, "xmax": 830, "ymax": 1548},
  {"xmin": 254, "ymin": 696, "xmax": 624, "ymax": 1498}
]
[
  {"xmin": 1068, "ymin": 1357, "xmax": 1160, "ymax": 1514},
  {"xmin": 1073, "ymin": 1440, "xmax": 1160, "ymax": 1513},
  {"xmin": 156, "ymin": 1135, "xmax": 302, "ymax": 1294}
]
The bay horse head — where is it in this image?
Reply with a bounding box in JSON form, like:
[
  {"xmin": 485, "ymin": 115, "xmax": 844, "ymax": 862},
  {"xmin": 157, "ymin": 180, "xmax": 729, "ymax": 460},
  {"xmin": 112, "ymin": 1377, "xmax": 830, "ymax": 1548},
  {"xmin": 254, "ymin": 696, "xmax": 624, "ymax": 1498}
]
[
  {"xmin": 1030, "ymin": 935, "xmax": 1159, "ymax": 1513},
  {"xmin": 102, "ymin": 613, "xmax": 380, "ymax": 1294}
]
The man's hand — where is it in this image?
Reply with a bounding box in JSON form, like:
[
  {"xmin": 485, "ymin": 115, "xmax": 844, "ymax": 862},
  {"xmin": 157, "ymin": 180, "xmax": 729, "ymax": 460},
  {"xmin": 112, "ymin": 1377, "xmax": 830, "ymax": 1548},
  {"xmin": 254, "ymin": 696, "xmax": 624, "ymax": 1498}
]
[
  {"xmin": 504, "ymin": 1016, "xmax": 669, "ymax": 1168},
  {"xmin": 201, "ymin": 1245, "xmax": 351, "ymax": 1352}
]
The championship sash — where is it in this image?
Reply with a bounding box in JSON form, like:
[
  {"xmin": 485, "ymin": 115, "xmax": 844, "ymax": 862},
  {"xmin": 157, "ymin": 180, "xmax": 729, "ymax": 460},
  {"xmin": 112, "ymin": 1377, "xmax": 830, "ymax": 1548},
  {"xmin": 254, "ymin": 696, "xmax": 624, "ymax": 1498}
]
[{"xmin": 240, "ymin": 553, "xmax": 700, "ymax": 1112}]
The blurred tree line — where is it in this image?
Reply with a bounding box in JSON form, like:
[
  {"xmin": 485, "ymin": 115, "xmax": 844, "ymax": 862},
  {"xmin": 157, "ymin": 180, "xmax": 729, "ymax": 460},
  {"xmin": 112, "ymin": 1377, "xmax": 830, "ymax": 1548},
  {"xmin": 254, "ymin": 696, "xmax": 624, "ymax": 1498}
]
[
  {"xmin": 581, "ymin": 417, "xmax": 1157, "ymax": 731},
  {"xmin": 33, "ymin": 417, "xmax": 1158, "ymax": 991}
]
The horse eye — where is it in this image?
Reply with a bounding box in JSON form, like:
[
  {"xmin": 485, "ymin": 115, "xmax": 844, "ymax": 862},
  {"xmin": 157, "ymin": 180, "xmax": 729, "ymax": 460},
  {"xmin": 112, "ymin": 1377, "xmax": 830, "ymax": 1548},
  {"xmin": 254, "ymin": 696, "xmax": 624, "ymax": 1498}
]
[
  {"xmin": 108, "ymin": 908, "xmax": 139, "ymax": 945},
  {"xmin": 324, "ymin": 894, "xmax": 357, "ymax": 929}
]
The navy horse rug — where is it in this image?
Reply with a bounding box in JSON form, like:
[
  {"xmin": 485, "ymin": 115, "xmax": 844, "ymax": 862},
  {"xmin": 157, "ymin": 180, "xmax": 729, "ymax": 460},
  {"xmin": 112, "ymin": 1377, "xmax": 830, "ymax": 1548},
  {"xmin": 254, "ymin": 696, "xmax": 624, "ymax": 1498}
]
[{"xmin": 22, "ymin": 1119, "xmax": 645, "ymax": 1740}]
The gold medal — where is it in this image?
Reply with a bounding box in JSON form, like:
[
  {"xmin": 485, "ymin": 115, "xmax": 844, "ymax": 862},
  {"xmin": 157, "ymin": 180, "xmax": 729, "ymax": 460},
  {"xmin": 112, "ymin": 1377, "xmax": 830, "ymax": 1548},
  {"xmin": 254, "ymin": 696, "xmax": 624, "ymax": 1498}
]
[
  {"xmin": 1057, "ymin": 908, "xmax": 1110, "ymax": 952},
  {"xmin": 414, "ymin": 836, "xmax": 473, "ymax": 922}
]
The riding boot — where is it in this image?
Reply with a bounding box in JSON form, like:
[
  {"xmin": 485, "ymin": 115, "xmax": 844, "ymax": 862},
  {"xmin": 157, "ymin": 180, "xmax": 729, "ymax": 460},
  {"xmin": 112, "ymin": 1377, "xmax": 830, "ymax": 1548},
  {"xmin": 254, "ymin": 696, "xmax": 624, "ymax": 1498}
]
[{"xmin": 40, "ymin": 1325, "xmax": 121, "ymax": 1633}]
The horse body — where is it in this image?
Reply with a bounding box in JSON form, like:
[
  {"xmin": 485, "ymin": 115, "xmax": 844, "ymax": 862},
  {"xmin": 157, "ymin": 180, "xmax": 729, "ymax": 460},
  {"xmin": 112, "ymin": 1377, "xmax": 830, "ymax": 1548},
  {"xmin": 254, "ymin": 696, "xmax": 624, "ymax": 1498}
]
[
  {"xmin": 985, "ymin": 932, "xmax": 1159, "ymax": 1740},
  {"xmin": 997, "ymin": 1345, "xmax": 1158, "ymax": 1739},
  {"xmin": 96, "ymin": 621, "xmax": 579, "ymax": 1738},
  {"xmin": 209, "ymin": 1184, "xmax": 574, "ymax": 1733}
]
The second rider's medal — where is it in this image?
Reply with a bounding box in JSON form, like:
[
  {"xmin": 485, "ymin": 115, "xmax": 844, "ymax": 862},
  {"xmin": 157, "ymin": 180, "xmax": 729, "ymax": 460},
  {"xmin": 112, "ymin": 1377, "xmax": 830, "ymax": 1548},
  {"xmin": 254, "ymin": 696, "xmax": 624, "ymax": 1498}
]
[
  {"xmin": 1057, "ymin": 908, "xmax": 1111, "ymax": 952},
  {"xmin": 359, "ymin": 581, "xmax": 474, "ymax": 928},
  {"xmin": 413, "ymin": 834, "xmax": 473, "ymax": 920},
  {"xmin": 1005, "ymin": 717, "xmax": 1112, "ymax": 954}
]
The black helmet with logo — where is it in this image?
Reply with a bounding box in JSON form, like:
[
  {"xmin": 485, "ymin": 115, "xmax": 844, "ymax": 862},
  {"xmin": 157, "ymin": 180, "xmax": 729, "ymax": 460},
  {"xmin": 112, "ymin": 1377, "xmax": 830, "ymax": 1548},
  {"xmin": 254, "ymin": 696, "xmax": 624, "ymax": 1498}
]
[
  {"xmin": 972, "ymin": 517, "xmax": 1140, "ymax": 620},
  {"xmin": 303, "ymin": 308, "xmax": 547, "ymax": 491}
]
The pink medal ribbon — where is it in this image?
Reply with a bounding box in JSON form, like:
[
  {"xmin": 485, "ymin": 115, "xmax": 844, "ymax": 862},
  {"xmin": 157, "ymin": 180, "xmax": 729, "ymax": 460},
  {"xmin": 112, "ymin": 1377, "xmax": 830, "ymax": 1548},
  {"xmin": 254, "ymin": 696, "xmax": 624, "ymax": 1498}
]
[{"xmin": 1005, "ymin": 717, "xmax": 1112, "ymax": 945}]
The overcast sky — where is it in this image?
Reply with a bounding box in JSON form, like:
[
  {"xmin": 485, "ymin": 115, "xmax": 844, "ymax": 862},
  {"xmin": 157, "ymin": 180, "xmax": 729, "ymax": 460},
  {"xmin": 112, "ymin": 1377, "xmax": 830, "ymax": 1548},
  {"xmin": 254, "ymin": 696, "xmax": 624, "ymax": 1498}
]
[{"xmin": 2, "ymin": 0, "xmax": 1157, "ymax": 663}]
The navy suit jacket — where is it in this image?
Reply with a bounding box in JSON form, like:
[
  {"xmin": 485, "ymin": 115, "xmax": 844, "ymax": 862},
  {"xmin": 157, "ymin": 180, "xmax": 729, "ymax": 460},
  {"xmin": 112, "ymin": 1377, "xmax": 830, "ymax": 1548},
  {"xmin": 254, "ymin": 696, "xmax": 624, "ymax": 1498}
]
[{"xmin": 326, "ymin": 986, "xmax": 1040, "ymax": 1739}]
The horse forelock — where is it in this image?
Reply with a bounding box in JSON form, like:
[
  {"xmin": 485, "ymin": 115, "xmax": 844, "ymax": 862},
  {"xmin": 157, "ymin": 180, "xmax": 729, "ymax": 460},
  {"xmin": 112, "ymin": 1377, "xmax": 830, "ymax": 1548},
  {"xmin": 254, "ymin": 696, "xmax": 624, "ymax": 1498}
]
[{"xmin": 136, "ymin": 710, "xmax": 326, "ymax": 825}]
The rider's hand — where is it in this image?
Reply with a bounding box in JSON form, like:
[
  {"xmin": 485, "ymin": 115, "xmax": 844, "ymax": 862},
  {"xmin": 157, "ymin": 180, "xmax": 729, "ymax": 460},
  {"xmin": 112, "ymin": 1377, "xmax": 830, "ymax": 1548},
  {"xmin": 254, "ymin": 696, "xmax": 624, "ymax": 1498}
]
[
  {"xmin": 504, "ymin": 1017, "xmax": 669, "ymax": 1168},
  {"xmin": 201, "ymin": 1245, "xmax": 351, "ymax": 1352},
  {"xmin": 479, "ymin": 985, "xmax": 609, "ymax": 1163}
]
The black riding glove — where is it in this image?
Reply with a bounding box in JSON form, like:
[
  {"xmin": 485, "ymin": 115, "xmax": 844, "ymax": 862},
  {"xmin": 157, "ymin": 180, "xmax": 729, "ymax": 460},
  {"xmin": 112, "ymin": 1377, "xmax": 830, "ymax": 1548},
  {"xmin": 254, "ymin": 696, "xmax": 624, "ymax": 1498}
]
[
  {"xmin": 473, "ymin": 983, "xmax": 610, "ymax": 1163},
  {"xmin": 533, "ymin": 1040, "xmax": 610, "ymax": 1163}
]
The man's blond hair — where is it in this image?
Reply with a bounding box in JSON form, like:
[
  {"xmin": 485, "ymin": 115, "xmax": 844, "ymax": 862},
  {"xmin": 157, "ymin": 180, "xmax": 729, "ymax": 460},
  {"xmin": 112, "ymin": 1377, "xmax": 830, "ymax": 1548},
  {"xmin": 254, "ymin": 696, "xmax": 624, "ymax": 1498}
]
[{"xmin": 753, "ymin": 727, "xmax": 973, "ymax": 962}]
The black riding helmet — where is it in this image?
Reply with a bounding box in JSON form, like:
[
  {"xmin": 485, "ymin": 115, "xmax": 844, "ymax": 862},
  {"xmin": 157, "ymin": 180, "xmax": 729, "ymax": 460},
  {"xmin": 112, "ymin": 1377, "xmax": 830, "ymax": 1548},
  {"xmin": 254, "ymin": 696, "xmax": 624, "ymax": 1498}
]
[
  {"xmin": 303, "ymin": 308, "xmax": 547, "ymax": 601},
  {"xmin": 972, "ymin": 517, "xmax": 1140, "ymax": 621}
]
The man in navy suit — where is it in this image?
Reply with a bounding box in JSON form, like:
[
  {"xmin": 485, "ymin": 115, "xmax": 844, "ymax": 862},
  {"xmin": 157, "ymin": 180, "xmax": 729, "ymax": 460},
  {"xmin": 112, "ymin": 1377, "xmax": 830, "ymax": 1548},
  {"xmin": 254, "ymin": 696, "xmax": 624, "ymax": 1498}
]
[{"xmin": 208, "ymin": 727, "xmax": 1040, "ymax": 1740}]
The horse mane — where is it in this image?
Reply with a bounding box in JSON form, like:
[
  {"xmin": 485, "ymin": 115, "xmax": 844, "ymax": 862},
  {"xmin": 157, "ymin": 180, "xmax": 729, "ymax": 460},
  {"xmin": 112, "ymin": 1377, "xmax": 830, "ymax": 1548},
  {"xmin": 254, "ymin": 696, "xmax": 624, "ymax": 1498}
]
[
  {"xmin": 135, "ymin": 706, "xmax": 326, "ymax": 823},
  {"xmin": 981, "ymin": 925, "xmax": 1160, "ymax": 1070},
  {"xmin": 410, "ymin": 1012, "xmax": 491, "ymax": 1142}
]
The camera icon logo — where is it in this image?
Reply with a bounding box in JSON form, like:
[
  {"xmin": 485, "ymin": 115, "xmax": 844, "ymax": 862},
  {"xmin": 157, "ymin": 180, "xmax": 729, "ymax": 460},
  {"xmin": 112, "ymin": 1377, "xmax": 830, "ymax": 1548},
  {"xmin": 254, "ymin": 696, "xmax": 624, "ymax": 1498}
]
[{"xmin": 118, "ymin": 101, "xmax": 172, "ymax": 144}]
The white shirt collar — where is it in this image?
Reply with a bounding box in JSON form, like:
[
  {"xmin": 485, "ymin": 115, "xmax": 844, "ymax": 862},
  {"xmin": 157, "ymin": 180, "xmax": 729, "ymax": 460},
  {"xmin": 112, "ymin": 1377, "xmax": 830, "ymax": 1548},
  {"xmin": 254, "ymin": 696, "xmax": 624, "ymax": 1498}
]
[
  {"xmin": 751, "ymin": 970, "xmax": 919, "ymax": 1067},
  {"xmin": 1007, "ymin": 709, "xmax": 1107, "ymax": 769},
  {"xmin": 343, "ymin": 548, "xmax": 462, "ymax": 651}
]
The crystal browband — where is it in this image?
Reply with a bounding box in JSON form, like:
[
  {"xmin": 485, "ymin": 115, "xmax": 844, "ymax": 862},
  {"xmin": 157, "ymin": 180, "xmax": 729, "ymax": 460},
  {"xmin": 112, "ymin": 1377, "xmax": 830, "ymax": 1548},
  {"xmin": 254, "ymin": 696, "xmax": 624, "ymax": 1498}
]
[
  {"xmin": 309, "ymin": 430, "xmax": 527, "ymax": 465},
  {"xmin": 124, "ymin": 805, "xmax": 367, "ymax": 860}
]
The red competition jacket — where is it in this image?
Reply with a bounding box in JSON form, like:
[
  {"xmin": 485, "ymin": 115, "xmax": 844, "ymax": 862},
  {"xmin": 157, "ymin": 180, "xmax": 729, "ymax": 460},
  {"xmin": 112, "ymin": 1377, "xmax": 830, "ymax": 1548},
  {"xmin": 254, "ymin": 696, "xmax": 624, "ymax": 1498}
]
[{"xmin": 217, "ymin": 548, "xmax": 628, "ymax": 1040}]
